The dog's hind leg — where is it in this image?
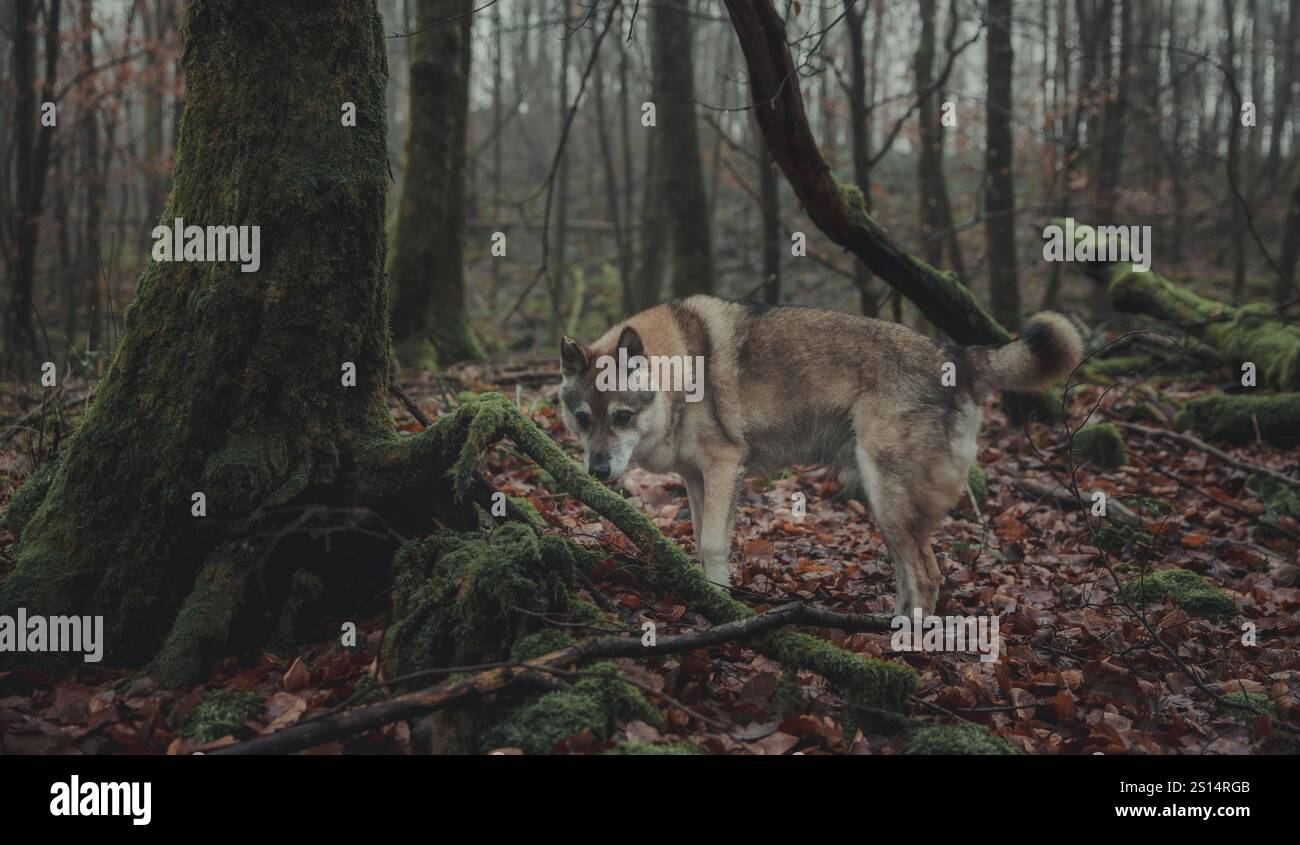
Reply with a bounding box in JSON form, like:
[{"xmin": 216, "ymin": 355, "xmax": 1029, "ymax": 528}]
[
  {"xmin": 853, "ymin": 440, "xmax": 945, "ymax": 617},
  {"xmin": 682, "ymin": 467, "xmax": 705, "ymax": 546}
]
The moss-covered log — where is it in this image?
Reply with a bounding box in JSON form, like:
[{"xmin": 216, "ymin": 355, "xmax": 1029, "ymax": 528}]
[
  {"xmin": 0, "ymin": 0, "xmax": 401, "ymax": 680},
  {"xmin": 1108, "ymin": 263, "xmax": 1300, "ymax": 391},
  {"xmin": 1174, "ymin": 392, "xmax": 1300, "ymax": 447}
]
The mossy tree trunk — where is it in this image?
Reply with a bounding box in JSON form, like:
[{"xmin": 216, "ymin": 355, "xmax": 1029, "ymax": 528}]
[
  {"xmin": 650, "ymin": 0, "xmax": 715, "ymax": 298},
  {"xmin": 388, "ymin": 0, "xmax": 483, "ymax": 368},
  {"xmin": 0, "ymin": 0, "xmax": 401, "ymax": 679}
]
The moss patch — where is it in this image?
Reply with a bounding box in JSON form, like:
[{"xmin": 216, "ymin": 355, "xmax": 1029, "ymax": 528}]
[
  {"xmin": 269, "ymin": 569, "xmax": 325, "ymax": 654},
  {"xmin": 383, "ymin": 522, "xmax": 577, "ymax": 679},
  {"xmin": 1245, "ymin": 474, "xmax": 1300, "ymax": 538},
  {"xmin": 966, "ymin": 465, "xmax": 988, "ymax": 506},
  {"xmin": 1120, "ymin": 568, "xmax": 1238, "ymax": 619},
  {"xmin": 183, "ymin": 688, "xmax": 264, "ymax": 742},
  {"xmin": 1176, "ymin": 393, "xmax": 1300, "ymax": 447},
  {"xmin": 1220, "ymin": 691, "xmax": 1277, "ymax": 723},
  {"xmin": 1073, "ymin": 423, "xmax": 1128, "ymax": 470},
  {"xmin": 904, "ymin": 723, "xmax": 1017, "ymax": 755},
  {"xmin": 603, "ymin": 741, "xmax": 705, "ymax": 755},
  {"xmin": 484, "ymin": 662, "xmax": 661, "ymax": 754}
]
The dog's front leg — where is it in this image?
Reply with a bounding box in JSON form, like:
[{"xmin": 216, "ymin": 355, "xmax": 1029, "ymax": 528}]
[{"xmin": 698, "ymin": 453, "xmax": 744, "ymax": 586}]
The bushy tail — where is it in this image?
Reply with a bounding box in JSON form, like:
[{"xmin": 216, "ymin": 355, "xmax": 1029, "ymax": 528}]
[{"xmin": 980, "ymin": 312, "xmax": 1083, "ymax": 392}]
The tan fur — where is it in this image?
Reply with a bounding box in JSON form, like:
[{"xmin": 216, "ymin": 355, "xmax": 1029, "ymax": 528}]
[{"xmin": 559, "ymin": 296, "xmax": 1082, "ymax": 615}]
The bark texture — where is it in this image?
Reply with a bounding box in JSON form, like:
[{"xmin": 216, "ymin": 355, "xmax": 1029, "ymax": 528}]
[
  {"xmin": 388, "ymin": 0, "xmax": 483, "ymax": 367},
  {"xmin": 1, "ymin": 0, "xmax": 393, "ymax": 678}
]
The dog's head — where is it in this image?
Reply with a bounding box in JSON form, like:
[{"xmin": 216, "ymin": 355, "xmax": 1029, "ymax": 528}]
[{"xmin": 558, "ymin": 325, "xmax": 664, "ymax": 483}]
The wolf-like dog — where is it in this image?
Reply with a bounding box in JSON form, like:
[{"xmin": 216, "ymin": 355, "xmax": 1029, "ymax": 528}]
[{"xmin": 558, "ymin": 295, "xmax": 1082, "ymax": 615}]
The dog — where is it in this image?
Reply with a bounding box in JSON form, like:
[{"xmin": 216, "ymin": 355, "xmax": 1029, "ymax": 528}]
[{"xmin": 558, "ymin": 295, "xmax": 1082, "ymax": 615}]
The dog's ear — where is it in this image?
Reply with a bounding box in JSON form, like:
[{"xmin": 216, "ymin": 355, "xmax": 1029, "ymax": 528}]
[
  {"xmin": 560, "ymin": 336, "xmax": 590, "ymax": 376},
  {"xmin": 616, "ymin": 325, "xmax": 645, "ymax": 359}
]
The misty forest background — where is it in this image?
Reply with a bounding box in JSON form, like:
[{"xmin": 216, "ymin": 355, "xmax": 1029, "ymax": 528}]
[
  {"xmin": 3, "ymin": 0, "xmax": 1299, "ymax": 369},
  {"xmin": 0, "ymin": 0, "xmax": 1298, "ymax": 756}
]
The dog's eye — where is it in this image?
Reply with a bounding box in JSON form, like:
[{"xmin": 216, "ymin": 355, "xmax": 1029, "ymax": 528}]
[
  {"xmin": 612, "ymin": 410, "xmax": 634, "ymax": 427},
  {"xmin": 575, "ymin": 411, "xmax": 590, "ymax": 428}
]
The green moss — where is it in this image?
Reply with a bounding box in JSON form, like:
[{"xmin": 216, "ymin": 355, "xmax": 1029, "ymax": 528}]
[
  {"xmin": 509, "ymin": 628, "xmax": 575, "ymax": 661},
  {"xmin": 966, "ymin": 465, "xmax": 988, "ymax": 506},
  {"xmin": 904, "ymin": 723, "xmax": 1017, "ymax": 755},
  {"xmin": 1220, "ymin": 691, "xmax": 1277, "ymax": 723},
  {"xmin": 603, "ymin": 741, "xmax": 705, "ymax": 755},
  {"xmin": 1120, "ymin": 568, "xmax": 1239, "ymax": 619},
  {"xmin": 1073, "ymin": 423, "xmax": 1128, "ymax": 470},
  {"xmin": 2, "ymin": 459, "xmax": 57, "ymax": 542},
  {"xmin": 506, "ymin": 495, "xmax": 548, "ymax": 530},
  {"xmin": 1109, "ymin": 266, "xmax": 1300, "ymax": 390},
  {"xmin": 485, "ymin": 662, "xmax": 660, "ymax": 754},
  {"xmin": 183, "ymin": 688, "xmax": 264, "ymax": 742},
  {"xmin": 151, "ymin": 544, "xmax": 249, "ymax": 687},
  {"xmin": 1094, "ymin": 524, "xmax": 1153, "ymax": 554},
  {"xmin": 383, "ymin": 522, "xmax": 577, "ymax": 679},
  {"xmin": 1245, "ymin": 474, "xmax": 1300, "ymax": 538},
  {"xmin": 1176, "ymin": 393, "xmax": 1300, "ymax": 447},
  {"xmin": 1207, "ymin": 307, "xmax": 1300, "ymax": 392},
  {"xmin": 1095, "ymin": 354, "xmax": 1156, "ymax": 376},
  {"xmin": 269, "ymin": 569, "xmax": 325, "ymax": 654},
  {"xmin": 773, "ymin": 672, "xmax": 806, "ymax": 720}
]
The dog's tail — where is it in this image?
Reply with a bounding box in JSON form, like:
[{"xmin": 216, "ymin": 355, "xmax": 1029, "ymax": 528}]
[{"xmin": 977, "ymin": 312, "xmax": 1083, "ymax": 393}]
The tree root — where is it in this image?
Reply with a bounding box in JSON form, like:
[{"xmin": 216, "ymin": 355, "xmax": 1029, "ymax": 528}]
[{"xmin": 363, "ymin": 393, "xmax": 917, "ymax": 714}]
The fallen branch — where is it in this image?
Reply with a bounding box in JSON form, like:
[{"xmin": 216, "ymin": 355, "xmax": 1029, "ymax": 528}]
[
  {"xmin": 1014, "ymin": 477, "xmax": 1143, "ymax": 528},
  {"xmin": 216, "ymin": 600, "xmax": 893, "ymax": 754},
  {"xmin": 1115, "ymin": 421, "xmax": 1300, "ymax": 491}
]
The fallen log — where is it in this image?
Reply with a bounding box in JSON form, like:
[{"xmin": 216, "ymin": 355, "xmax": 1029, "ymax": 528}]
[
  {"xmin": 1107, "ymin": 263, "xmax": 1300, "ymax": 391},
  {"xmin": 1174, "ymin": 392, "xmax": 1300, "ymax": 447}
]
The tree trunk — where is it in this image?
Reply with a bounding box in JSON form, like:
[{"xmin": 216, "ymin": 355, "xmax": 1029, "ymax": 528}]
[
  {"xmin": 917, "ymin": 0, "xmax": 943, "ymax": 268},
  {"xmin": 984, "ymin": 0, "xmax": 1020, "ymax": 329},
  {"xmin": 651, "ymin": 0, "xmax": 715, "ymax": 297},
  {"xmin": 1278, "ymin": 167, "xmax": 1300, "ymax": 306},
  {"xmin": 1268, "ymin": 0, "xmax": 1299, "ymax": 173},
  {"xmin": 845, "ymin": 0, "xmax": 882, "ymax": 316},
  {"xmin": 5, "ymin": 0, "xmax": 61, "ymax": 365},
  {"xmin": 0, "ymin": 0, "xmax": 401, "ymax": 683},
  {"xmin": 388, "ymin": 0, "xmax": 483, "ymax": 367},
  {"xmin": 77, "ymin": 0, "xmax": 104, "ymax": 358},
  {"xmin": 757, "ymin": 113, "xmax": 781, "ymax": 305},
  {"xmin": 552, "ymin": 13, "xmax": 572, "ymax": 335}
]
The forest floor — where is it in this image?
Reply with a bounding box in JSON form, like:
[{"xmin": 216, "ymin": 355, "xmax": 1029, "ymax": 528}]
[{"xmin": 1, "ymin": 353, "xmax": 1297, "ymax": 755}]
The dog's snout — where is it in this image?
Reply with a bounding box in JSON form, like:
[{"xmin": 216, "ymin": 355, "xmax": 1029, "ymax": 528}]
[{"xmin": 589, "ymin": 453, "xmax": 611, "ymax": 481}]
